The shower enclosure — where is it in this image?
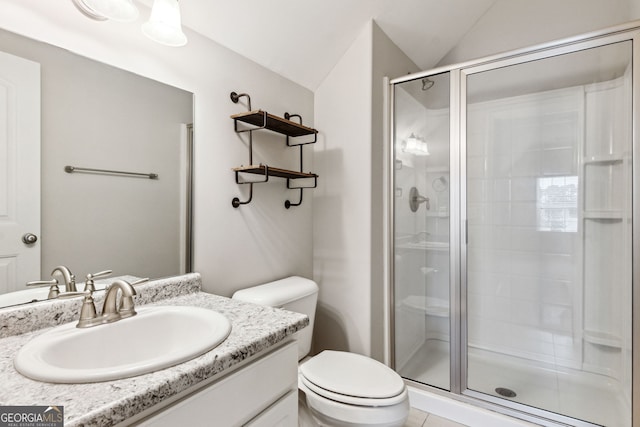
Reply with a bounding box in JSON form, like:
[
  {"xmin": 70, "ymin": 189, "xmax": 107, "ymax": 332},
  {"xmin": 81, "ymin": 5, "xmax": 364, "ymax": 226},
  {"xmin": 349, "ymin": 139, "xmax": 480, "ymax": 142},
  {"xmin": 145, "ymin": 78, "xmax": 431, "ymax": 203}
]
[{"xmin": 389, "ymin": 23, "xmax": 637, "ymax": 427}]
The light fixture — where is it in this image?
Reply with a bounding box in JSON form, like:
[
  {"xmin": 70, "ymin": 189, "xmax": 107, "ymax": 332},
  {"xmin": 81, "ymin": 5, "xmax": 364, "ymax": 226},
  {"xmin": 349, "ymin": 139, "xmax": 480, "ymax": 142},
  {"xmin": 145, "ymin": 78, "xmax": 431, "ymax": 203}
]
[
  {"xmin": 76, "ymin": 0, "xmax": 139, "ymax": 22},
  {"xmin": 403, "ymin": 133, "xmax": 430, "ymax": 156},
  {"xmin": 142, "ymin": 0, "xmax": 188, "ymax": 47}
]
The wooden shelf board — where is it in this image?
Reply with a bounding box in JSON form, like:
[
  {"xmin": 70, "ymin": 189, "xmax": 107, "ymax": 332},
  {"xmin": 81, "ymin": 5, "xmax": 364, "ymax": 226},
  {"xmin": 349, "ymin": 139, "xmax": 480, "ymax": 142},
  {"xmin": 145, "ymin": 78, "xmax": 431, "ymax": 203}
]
[
  {"xmin": 233, "ymin": 165, "xmax": 317, "ymax": 180},
  {"xmin": 231, "ymin": 110, "xmax": 317, "ymax": 137}
]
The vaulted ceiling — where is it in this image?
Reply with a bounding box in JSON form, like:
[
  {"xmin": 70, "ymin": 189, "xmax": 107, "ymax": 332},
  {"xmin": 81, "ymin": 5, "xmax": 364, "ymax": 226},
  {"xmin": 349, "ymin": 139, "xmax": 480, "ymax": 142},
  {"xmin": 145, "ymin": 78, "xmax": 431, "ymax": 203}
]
[{"xmin": 145, "ymin": 0, "xmax": 499, "ymax": 90}]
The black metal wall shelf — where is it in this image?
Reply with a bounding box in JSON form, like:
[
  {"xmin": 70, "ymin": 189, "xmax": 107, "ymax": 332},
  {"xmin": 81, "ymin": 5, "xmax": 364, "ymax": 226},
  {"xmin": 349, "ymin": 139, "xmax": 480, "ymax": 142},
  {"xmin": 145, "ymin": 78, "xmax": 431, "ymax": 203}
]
[
  {"xmin": 231, "ymin": 110, "xmax": 318, "ymax": 140},
  {"xmin": 230, "ymin": 91, "xmax": 318, "ymax": 209}
]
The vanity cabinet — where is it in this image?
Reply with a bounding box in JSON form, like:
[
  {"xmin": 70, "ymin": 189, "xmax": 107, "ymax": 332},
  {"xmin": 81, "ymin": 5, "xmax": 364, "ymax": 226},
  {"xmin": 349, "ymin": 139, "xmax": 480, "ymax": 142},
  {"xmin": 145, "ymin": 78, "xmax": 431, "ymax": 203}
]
[{"xmin": 133, "ymin": 341, "xmax": 298, "ymax": 427}]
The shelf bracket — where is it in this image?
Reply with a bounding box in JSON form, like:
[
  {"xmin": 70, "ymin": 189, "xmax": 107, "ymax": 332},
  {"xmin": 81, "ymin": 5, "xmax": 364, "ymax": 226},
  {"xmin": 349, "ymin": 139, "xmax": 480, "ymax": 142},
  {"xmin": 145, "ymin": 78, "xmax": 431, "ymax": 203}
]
[
  {"xmin": 232, "ymin": 165, "xmax": 269, "ymax": 208},
  {"xmin": 285, "ymin": 175, "xmax": 317, "ymax": 209},
  {"xmin": 285, "ymin": 188, "xmax": 303, "ymax": 209},
  {"xmin": 284, "ymin": 112, "xmax": 317, "ymax": 146}
]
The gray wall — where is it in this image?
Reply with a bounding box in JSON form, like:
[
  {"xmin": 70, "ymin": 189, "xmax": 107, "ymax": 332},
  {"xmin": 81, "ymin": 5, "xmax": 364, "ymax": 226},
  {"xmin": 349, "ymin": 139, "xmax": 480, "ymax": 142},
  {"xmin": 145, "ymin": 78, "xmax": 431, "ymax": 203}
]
[{"xmin": 0, "ymin": 0, "xmax": 314, "ymax": 295}]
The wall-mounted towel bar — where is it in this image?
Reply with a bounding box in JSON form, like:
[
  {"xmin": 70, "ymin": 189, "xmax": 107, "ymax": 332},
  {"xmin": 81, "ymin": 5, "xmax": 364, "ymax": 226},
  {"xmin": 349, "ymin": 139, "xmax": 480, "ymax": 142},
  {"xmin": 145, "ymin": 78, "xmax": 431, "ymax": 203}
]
[{"xmin": 64, "ymin": 165, "xmax": 158, "ymax": 179}]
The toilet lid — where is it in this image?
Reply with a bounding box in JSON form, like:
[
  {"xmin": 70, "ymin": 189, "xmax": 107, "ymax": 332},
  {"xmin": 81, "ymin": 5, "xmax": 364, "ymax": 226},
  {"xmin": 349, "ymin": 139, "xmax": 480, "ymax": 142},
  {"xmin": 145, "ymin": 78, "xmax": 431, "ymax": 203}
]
[{"xmin": 299, "ymin": 351, "xmax": 405, "ymax": 400}]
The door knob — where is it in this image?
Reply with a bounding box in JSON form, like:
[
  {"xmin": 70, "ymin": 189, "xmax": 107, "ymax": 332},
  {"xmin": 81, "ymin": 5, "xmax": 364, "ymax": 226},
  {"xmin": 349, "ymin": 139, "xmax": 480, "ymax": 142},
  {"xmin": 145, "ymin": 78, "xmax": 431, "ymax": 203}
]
[{"xmin": 22, "ymin": 233, "xmax": 38, "ymax": 244}]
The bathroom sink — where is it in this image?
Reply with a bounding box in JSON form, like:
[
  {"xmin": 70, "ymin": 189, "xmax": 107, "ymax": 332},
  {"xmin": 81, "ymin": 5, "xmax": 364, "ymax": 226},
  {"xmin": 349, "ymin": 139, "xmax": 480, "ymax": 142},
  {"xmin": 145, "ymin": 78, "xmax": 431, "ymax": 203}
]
[{"xmin": 14, "ymin": 305, "xmax": 232, "ymax": 383}]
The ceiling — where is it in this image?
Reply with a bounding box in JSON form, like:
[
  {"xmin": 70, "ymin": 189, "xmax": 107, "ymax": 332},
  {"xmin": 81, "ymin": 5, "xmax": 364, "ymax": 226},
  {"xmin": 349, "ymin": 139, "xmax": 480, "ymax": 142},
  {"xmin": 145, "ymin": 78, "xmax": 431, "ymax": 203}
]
[{"xmin": 144, "ymin": 0, "xmax": 499, "ymax": 91}]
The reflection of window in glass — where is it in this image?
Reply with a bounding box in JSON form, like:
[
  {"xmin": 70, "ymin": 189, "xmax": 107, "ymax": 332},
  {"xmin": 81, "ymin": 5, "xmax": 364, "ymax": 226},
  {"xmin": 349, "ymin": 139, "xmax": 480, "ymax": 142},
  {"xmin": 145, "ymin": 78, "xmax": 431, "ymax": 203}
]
[{"xmin": 537, "ymin": 176, "xmax": 578, "ymax": 232}]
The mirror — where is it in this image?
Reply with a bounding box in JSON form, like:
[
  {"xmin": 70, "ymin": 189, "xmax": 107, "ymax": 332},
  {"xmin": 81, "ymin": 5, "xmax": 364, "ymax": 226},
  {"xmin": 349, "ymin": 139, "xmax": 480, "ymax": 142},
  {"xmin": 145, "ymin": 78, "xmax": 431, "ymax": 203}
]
[{"xmin": 0, "ymin": 28, "xmax": 194, "ymax": 308}]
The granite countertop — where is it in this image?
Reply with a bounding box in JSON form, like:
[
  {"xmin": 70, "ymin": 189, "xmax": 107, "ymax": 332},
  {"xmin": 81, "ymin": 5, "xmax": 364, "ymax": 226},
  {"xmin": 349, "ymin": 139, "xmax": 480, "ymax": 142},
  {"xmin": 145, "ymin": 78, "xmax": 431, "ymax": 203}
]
[{"xmin": 0, "ymin": 273, "xmax": 308, "ymax": 426}]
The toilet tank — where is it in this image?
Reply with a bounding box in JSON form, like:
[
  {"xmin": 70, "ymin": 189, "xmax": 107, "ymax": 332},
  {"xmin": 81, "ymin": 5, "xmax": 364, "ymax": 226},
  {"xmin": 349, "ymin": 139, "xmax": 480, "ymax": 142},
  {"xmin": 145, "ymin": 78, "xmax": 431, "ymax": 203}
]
[{"xmin": 232, "ymin": 276, "xmax": 318, "ymax": 360}]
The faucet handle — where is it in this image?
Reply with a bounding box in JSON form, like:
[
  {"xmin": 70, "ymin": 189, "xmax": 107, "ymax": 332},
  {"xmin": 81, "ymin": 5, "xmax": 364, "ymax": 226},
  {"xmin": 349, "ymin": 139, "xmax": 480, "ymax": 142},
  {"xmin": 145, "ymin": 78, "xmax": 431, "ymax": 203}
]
[
  {"xmin": 131, "ymin": 278, "xmax": 149, "ymax": 286},
  {"xmin": 26, "ymin": 279, "xmax": 60, "ymax": 299},
  {"xmin": 58, "ymin": 290, "xmax": 99, "ymax": 328},
  {"xmin": 26, "ymin": 279, "xmax": 58, "ymax": 288},
  {"xmin": 84, "ymin": 270, "xmax": 113, "ymax": 292}
]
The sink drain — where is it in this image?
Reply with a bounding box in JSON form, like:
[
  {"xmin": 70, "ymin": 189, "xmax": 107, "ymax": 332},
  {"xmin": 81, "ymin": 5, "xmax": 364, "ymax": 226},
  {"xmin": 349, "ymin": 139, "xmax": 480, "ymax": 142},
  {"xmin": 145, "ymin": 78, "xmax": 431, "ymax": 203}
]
[{"xmin": 495, "ymin": 387, "xmax": 517, "ymax": 398}]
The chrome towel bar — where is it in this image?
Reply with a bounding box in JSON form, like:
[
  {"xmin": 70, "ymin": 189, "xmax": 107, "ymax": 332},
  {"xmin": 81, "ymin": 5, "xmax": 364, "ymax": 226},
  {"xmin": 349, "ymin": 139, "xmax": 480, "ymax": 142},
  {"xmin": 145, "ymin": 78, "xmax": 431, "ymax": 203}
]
[{"xmin": 64, "ymin": 165, "xmax": 158, "ymax": 179}]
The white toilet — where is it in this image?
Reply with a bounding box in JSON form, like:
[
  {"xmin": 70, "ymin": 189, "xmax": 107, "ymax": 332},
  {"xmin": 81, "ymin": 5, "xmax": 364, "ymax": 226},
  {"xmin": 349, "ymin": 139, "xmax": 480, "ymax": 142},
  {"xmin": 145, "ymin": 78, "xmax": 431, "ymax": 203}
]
[{"xmin": 232, "ymin": 276, "xmax": 410, "ymax": 427}]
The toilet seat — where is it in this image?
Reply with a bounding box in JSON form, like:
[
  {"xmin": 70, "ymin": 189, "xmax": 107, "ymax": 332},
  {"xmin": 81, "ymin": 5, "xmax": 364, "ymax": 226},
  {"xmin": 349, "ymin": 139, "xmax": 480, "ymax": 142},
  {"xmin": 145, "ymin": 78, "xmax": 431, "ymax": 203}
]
[
  {"xmin": 299, "ymin": 350, "xmax": 406, "ymax": 407},
  {"xmin": 300, "ymin": 375, "xmax": 409, "ymax": 407}
]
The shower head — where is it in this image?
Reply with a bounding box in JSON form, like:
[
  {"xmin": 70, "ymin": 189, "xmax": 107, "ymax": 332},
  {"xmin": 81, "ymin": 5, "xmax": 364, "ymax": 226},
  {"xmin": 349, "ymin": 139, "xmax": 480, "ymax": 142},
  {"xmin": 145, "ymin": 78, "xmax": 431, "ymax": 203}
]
[
  {"xmin": 432, "ymin": 176, "xmax": 448, "ymax": 192},
  {"xmin": 421, "ymin": 78, "xmax": 434, "ymax": 91}
]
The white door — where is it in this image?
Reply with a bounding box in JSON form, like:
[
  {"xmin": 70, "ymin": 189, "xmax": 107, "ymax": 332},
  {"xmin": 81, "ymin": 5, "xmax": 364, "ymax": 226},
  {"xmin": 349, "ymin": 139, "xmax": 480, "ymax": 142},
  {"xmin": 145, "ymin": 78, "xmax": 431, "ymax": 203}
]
[{"xmin": 0, "ymin": 50, "xmax": 40, "ymax": 293}]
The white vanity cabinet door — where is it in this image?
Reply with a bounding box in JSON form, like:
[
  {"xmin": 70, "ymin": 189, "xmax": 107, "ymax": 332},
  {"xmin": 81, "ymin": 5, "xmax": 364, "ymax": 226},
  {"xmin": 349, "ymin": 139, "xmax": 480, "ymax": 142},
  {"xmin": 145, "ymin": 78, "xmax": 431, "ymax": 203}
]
[
  {"xmin": 244, "ymin": 390, "xmax": 297, "ymax": 427},
  {"xmin": 136, "ymin": 341, "xmax": 298, "ymax": 427}
]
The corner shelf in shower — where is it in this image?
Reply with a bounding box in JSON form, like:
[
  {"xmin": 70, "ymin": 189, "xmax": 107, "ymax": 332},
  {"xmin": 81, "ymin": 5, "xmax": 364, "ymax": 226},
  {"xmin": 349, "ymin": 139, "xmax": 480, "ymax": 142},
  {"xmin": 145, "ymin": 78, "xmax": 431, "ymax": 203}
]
[
  {"xmin": 229, "ymin": 92, "xmax": 318, "ymax": 209},
  {"xmin": 582, "ymin": 155, "xmax": 625, "ymax": 165},
  {"xmin": 583, "ymin": 330, "xmax": 622, "ymax": 348},
  {"xmin": 583, "ymin": 210, "xmax": 624, "ymax": 220}
]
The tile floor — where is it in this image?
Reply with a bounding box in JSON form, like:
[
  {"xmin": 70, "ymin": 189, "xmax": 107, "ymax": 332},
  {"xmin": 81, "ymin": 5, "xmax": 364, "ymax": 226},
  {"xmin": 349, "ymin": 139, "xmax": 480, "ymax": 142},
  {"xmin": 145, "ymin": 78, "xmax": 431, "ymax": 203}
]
[
  {"xmin": 405, "ymin": 408, "xmax": 467, "ymax": 427},
  {"xmin": 299, "ymin": 391, "xmax": 467, "ymax": 427}
]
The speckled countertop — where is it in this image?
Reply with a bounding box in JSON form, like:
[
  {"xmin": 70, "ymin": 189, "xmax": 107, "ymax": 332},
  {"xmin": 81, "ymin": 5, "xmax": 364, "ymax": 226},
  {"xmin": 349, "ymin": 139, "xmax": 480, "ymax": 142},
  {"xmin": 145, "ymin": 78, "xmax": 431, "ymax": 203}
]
[{"xmin": 0, "ymin": 273, "xmax": 308, "ymax": 426}]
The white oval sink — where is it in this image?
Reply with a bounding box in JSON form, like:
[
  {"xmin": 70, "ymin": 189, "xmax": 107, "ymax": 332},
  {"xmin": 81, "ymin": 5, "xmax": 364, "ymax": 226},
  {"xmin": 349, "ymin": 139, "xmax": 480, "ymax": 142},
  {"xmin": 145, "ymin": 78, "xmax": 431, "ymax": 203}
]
[{"xmin": 14, "ymin": 305, "xmax": 232, "ymax": 383}]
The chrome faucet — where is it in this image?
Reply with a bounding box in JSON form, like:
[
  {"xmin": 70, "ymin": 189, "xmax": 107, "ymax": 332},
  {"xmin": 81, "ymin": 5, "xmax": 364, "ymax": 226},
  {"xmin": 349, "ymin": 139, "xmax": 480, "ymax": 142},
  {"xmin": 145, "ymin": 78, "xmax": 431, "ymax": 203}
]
[
  {"xmin": 102, "ymin": 279, "xmax": 138, "ymax": 322},
  {"xmin": 60, "ymin": 277, "xmax": 148, "ymax": 328},
  {"xmin": 83, "ymin": 270, "xmax": 112, "ymax": 292},
  {"xmin": 51, "ymin": 265, "xmax": 76, "ymax": 292},
  {"xmin": 26, "ymin": 265, "xmax": 76, "ymax": 298}
]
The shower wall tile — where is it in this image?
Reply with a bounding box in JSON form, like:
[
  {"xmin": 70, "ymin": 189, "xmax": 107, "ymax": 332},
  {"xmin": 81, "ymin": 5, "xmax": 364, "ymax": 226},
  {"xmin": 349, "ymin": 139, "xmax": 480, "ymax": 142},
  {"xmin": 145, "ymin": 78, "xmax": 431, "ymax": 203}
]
[
  {"xmin": 540, "ymin": 254, "xmax": 574, "ymax": 281},
  {"xmin": 488, "ymin": 154, "xmax": 512, "ymax": 178},
  {"xmin": 540, "ymin": 232, "xmax": 576, "ymax": 255},
  {"xmin": 491, "ymin": 202, "xmax": 512, "ymax": 225},
  {"xmin": 510, "ymin": 252, "xmax": 542, "ymax": 277},
  {"xmin": 467, "ymin": 203, "xmax": 490, "ymax": 225},
  {"xmin": 510, "ymin": 228, "xmax": 542, "ymax": 252},
  {"xmin": 511, "ymin": 151, "xmax": 540, "ymax": 177},
  {"xmin": 467, "ymin": 179, "xmax": 489, "ymax": 203},
  {"xmin": 511, "ymin": 178, "xmax": 536, "ymax": 201},
  {"xmin": 466, "ymin": 88, "xmax": 581, "ymax": 367},
  {"xmin": 491, "ymin": 178, "xmax": 511, "ymax": 201},
  {"xmin": 541, "ymin": 148, "xmax": 576, "ymax": 175},
  {"xmin": 488, "ymin": 226, "xmax": 512, "ymax": 250},
  {"xmin": 511, "ymin": 275, "xmax": 541, "ymax": 301},
  {"xmin": 511, "ymin": 202, "xmax": 538, "ymax": 226},
  {"xmin": 541, "ymin": 280, "xmax": 573, "ymax": 306},
  {"xmin": 511, "ymin": 300, "xmax": 542, "ymax": 327},
  {"xmin": 467, "ymin": 156, "xmax": 486, "ymax": 178},
  {"xmin": 541, "ymin": 304, "xmax": 573, "ymax": 332}
]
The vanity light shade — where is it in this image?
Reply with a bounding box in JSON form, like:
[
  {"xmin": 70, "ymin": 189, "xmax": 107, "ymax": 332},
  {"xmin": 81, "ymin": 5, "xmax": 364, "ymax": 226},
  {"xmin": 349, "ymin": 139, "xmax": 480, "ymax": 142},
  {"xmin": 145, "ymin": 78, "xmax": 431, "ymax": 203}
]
[
  {"xmin": 142, "ymin": 0, "xmax": 188, "ymax": 47},
  {"xmin": 405, "ymin": 133, "xmax": 430, "ymax": 156},
  {"xmin": 82, "ymin": 0, "xmax": 139, "ymax": 22}
]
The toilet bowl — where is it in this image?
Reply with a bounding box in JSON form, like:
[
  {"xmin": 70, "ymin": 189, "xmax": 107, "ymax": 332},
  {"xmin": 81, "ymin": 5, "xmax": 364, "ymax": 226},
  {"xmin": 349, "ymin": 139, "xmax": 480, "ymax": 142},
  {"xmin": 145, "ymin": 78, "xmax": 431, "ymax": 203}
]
[{"xmin": 232, "ymin": 276, "xmax": 410, "ymax": 427}]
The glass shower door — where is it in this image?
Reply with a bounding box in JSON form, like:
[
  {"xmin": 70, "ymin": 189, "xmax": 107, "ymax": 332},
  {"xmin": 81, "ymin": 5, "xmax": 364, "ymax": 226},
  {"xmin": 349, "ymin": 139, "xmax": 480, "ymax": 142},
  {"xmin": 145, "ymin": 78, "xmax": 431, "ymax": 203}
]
[
  {"xmin": 464, "ymin": 41, "xmax": 633, "ymax": 426},
  {"xmin": 393, "ymin": 72, "xmax": 451, "ymax": 390}
]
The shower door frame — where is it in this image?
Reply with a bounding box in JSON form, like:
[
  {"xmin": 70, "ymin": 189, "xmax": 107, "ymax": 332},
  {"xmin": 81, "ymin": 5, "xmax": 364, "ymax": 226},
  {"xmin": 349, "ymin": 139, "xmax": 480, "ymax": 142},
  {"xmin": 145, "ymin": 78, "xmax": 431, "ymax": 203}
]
[{"xmin": 387, "ymin": 20, "xmax": 640, "ymax": 427}]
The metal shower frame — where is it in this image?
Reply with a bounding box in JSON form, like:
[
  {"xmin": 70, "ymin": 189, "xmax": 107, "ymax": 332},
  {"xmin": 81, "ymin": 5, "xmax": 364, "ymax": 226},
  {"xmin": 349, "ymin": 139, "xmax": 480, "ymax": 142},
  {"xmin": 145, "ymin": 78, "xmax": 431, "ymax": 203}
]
[{"xmin": 386, "ymin": 20, "xmax": 640, "ymax": 427}]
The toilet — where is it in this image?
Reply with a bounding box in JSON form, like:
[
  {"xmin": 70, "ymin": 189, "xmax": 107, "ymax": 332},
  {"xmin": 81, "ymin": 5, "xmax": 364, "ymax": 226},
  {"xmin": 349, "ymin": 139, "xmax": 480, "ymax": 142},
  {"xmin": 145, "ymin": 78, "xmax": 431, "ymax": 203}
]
[{"xmin": 232, "ymin": 276, "xmax": 410, "ymax": 427}]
